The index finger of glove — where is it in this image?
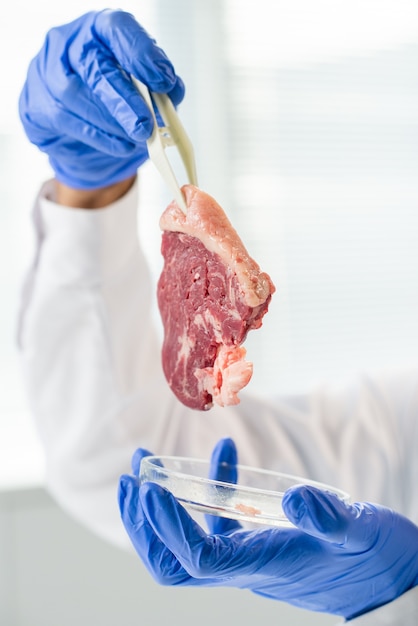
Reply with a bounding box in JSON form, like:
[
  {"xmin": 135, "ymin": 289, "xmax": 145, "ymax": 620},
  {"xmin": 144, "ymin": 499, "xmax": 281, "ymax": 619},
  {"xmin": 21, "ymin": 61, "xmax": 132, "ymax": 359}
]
[
  {"xmin": 209, "ymin": 437, "xmax": 238, "ymax": 483},
  {"xmin": 94, "ymin": 10, "xmax": 181, "ymax": 94},
  {"xmin": 130, "ymin": 447, "xmax": 154, "ymax": 476},
  {"xmin": 69, "ymin": 11, "xmax": 184, "ymax": 141},
  {"xmin": 94, "ymin": 11, "xmax": 184, "ymax": 140},
  {"xmin": 206, "ymin": 438, "xmax": 241, "ymax": 534}
]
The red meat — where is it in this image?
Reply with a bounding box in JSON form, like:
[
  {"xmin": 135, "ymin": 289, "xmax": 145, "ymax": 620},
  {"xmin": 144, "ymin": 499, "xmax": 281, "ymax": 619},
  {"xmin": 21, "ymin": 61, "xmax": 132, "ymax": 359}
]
[{"xmin": 157, "ymin": 185, "xmax": 275, "ymax": 410}]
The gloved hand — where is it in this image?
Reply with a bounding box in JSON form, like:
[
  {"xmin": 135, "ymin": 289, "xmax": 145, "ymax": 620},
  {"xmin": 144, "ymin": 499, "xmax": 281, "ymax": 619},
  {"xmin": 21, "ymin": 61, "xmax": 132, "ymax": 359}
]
[
  {"xmin": 19, "ymin": 10, "xmax": 185, "ymax": 189},
  {"xmin": 119, "ymin": 438, "xmax": 418, "ymax": 620}
]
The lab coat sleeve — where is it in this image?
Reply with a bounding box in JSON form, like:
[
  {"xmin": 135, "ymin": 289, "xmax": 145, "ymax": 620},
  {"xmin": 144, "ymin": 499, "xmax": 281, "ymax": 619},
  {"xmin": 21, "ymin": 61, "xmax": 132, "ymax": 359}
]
[{"xmin": 18, "ymin": 180, "xmax": 418, "ymax": 561}]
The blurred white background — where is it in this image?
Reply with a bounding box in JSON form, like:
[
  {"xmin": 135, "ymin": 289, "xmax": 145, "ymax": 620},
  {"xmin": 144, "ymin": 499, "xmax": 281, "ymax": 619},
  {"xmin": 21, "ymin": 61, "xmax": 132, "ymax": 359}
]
[{"xmin": 0, "ymin": 1, "xmax": 417, "ymax": 624}]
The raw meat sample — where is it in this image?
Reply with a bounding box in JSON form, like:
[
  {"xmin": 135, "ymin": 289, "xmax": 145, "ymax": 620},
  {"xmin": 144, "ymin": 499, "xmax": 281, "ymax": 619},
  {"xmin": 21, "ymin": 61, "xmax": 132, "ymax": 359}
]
[{"xmin": 157, "ymin": 184, "xmax": 275, "ymax": 410}]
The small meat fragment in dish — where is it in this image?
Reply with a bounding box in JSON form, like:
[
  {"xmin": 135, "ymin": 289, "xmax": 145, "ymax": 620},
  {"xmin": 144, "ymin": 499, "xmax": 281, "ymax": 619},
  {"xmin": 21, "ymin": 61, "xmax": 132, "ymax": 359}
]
[{"xmin": 235, "ymin": 503, "xmax": 262, "ymax": 516}]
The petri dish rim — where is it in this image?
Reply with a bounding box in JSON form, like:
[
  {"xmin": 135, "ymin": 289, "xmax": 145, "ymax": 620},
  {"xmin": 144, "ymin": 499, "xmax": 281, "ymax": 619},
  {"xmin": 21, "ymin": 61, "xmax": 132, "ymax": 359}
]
[{"xmin": 139, "ymin": 455, "xmax": 350, "ymax": 501}]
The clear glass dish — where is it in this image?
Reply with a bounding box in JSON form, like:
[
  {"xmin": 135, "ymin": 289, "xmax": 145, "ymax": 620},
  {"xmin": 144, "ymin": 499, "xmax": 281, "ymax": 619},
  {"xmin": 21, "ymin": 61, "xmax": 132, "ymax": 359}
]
[{"xmin": 139, "ymin": 455, "xmax": 350, "ymax": 528}]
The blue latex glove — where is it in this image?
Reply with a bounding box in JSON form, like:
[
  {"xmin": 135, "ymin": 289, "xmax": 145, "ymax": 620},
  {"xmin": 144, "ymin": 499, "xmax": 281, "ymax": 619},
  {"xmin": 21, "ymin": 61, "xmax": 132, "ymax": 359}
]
[
  {"xmin": 119, "ymin": 438, "xmax": 418, "ymax": 620},
  {"xmin": 19, "ymin": 10, "xmax": 185, "ymax": 189}
]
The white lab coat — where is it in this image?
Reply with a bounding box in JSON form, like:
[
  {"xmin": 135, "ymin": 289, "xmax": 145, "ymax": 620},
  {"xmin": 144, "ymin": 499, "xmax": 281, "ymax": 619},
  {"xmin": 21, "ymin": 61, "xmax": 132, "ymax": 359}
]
[{"xmin": 18, "ymin": 179, "xmax": 418, "ymax": 624}]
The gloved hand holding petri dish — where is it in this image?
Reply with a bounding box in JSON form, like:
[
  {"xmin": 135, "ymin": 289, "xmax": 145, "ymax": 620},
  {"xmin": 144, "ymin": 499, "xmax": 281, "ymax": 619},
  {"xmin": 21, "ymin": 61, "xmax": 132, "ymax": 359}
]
[{"xmin": 119, "ymin": 438, "xmax": 418, "ymax": 619}]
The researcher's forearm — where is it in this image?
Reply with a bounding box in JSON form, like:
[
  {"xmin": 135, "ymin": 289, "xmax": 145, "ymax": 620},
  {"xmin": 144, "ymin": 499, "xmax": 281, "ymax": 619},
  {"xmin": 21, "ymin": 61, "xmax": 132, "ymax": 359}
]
[{"xmin": 55, "ymin": 176, "xmax": 137, "ymax": 208}]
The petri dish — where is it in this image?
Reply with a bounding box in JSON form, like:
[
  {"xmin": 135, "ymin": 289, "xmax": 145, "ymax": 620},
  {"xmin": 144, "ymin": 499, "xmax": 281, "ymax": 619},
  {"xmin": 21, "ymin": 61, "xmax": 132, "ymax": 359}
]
[{"xmin": 139, "ymin": 455, "xmax": 350, "ymax": 528}]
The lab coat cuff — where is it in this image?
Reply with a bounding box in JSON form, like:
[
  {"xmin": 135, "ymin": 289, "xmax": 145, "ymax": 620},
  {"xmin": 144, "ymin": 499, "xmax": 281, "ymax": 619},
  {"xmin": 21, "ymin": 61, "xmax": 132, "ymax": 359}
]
[{"xmin": 35, "ymin": 178, "xmax": 140, "ymax": 285}]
